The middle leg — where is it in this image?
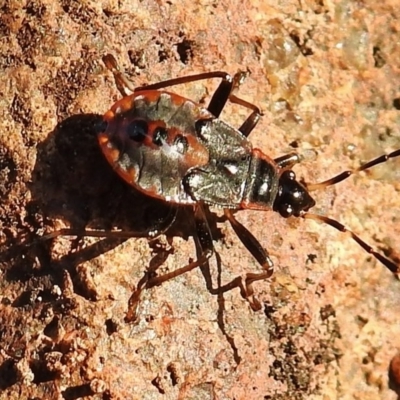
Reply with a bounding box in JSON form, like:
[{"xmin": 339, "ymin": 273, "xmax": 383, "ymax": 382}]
[{"xmin": 207, "ymin": 70, "xmax": 263, "ymax": 137}]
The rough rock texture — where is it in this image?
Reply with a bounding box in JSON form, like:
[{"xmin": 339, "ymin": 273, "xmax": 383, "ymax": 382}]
[{"xmin": 1, "ymin": 0, "xmax": 400, "ymax": 399}]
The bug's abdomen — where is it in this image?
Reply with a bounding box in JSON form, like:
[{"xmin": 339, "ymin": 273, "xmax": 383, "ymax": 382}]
[{"xmin": 98, "ymin": 91, "xmax": 211, "ymax": 203}]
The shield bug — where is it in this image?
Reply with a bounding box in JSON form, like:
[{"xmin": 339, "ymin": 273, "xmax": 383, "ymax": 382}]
[{"xmin": 49, "ymin": 54, "xmax": 399, "ymax": 319}]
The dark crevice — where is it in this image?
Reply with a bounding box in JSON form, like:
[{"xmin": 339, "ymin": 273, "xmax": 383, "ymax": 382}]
[
  {"xmin": 289, "ymin": 33, "xmax": 314, "ymax": 56},
  {"xmin": 176, "ymin": 39, "xmax": 195, "ymax": 64},
  {"xmin": 392, "ymin": 98, "xmax": 400, "ymax": 110},
  {"xmin": 373, "ymin": 46, "xmax": 386, "ymax": 68}
]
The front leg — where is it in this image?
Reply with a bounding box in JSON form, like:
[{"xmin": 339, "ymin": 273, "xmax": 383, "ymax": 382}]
[{"xmin": 274, "ymin": 153, "xmax": 300, "ymax": 169}]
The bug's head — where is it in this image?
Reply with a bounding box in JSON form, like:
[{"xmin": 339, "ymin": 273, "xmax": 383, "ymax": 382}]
[{"xmin": 274, "ymin": 170, "xmax": 316, "ymax": 218}]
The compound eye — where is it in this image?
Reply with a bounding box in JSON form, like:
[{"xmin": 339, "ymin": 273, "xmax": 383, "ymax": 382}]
[
  {"xmin": 283, "ymin": 170, "xmax": 296, "ymax": 180},
  {"xmin": 279, "ymin": 203, "xmax": 293, "ymax": 218},
  {"xmin": 127, "ymin": 119, "xmax": 148, "ymax": 142}
]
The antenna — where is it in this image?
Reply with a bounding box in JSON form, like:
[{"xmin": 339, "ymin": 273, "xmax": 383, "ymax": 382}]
[
  {"xmin": 306, "ymin": 149, "xmax": 400, "ymax": 191},
  {"xmin": 302, "ymin": 148, "xmax": 400, "ymax": 274}
]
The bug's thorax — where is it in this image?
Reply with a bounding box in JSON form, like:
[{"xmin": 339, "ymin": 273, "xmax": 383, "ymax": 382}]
[{"xmin": 237, "ymin": 149, "xmax": 280, "ymax": 211}]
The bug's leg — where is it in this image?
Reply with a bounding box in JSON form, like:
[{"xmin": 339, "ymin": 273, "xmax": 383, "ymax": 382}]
[
  {"xmin": 207, "ymin": 71, "xmax": 263, "ymax": 137},
  {"xmin": 237, "ymin": 108, "xmax": 262, "ymax": 137},
  {"xmin": 125, "ymin": 241, "xmax": 175, "ymax": 323},
  {"xmin": 126, "ymin": 203, "xmax": 214, "ymax": 321},
  {"xmin": 218, "ymin": 209, "xmax": 273, "ymax": 310},
  {"xmin": 47, "ymin": 206, "xmax": 176, "ymax": 242},
  {"xmin": 206, "ymin": 71, "xmax": 238, "ymax": 117},
  {"xmin": 137, "ymin": 71, "xmax": 233, "ymax": 92},
  {"xmin": 103, "ymin": 54, "xmax": 262, "ymax": 136},
  {"xmin": 224, "ymin": 209, "xmax": 273, "ymax": 270},
  {"xmin": 274, "ymin": 153, "xmax": 301, "ymax": 169},
  {"xmin": 103, "ymin": 54, "xmax": 131, "ymax": 97},
  {"xmin": 103, "ymin": 54, "xmax": 232, "ymax": 96},
  {"xmin": 40, "ymin": 228, "xmax": 158, "ymax": 242},
  {"xmin": 37, "ymin": 207, "xmax": 177, "ymax": 243},
  {"xmin": 229, "ymin": 93, "xmax": 262, "ymax": 137}
]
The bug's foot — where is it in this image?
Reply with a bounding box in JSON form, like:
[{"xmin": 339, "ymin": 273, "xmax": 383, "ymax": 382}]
[
  {"xmin": 125, "ymin": 273, "xmax": 149, "ymax": 323},
  {"xmin": 125, "ymin": 289, "xmax": 142, "ymax": 323},
  {"xmin": 242, "ymin": 271, "xmax": 272, "ymax": 311}
]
